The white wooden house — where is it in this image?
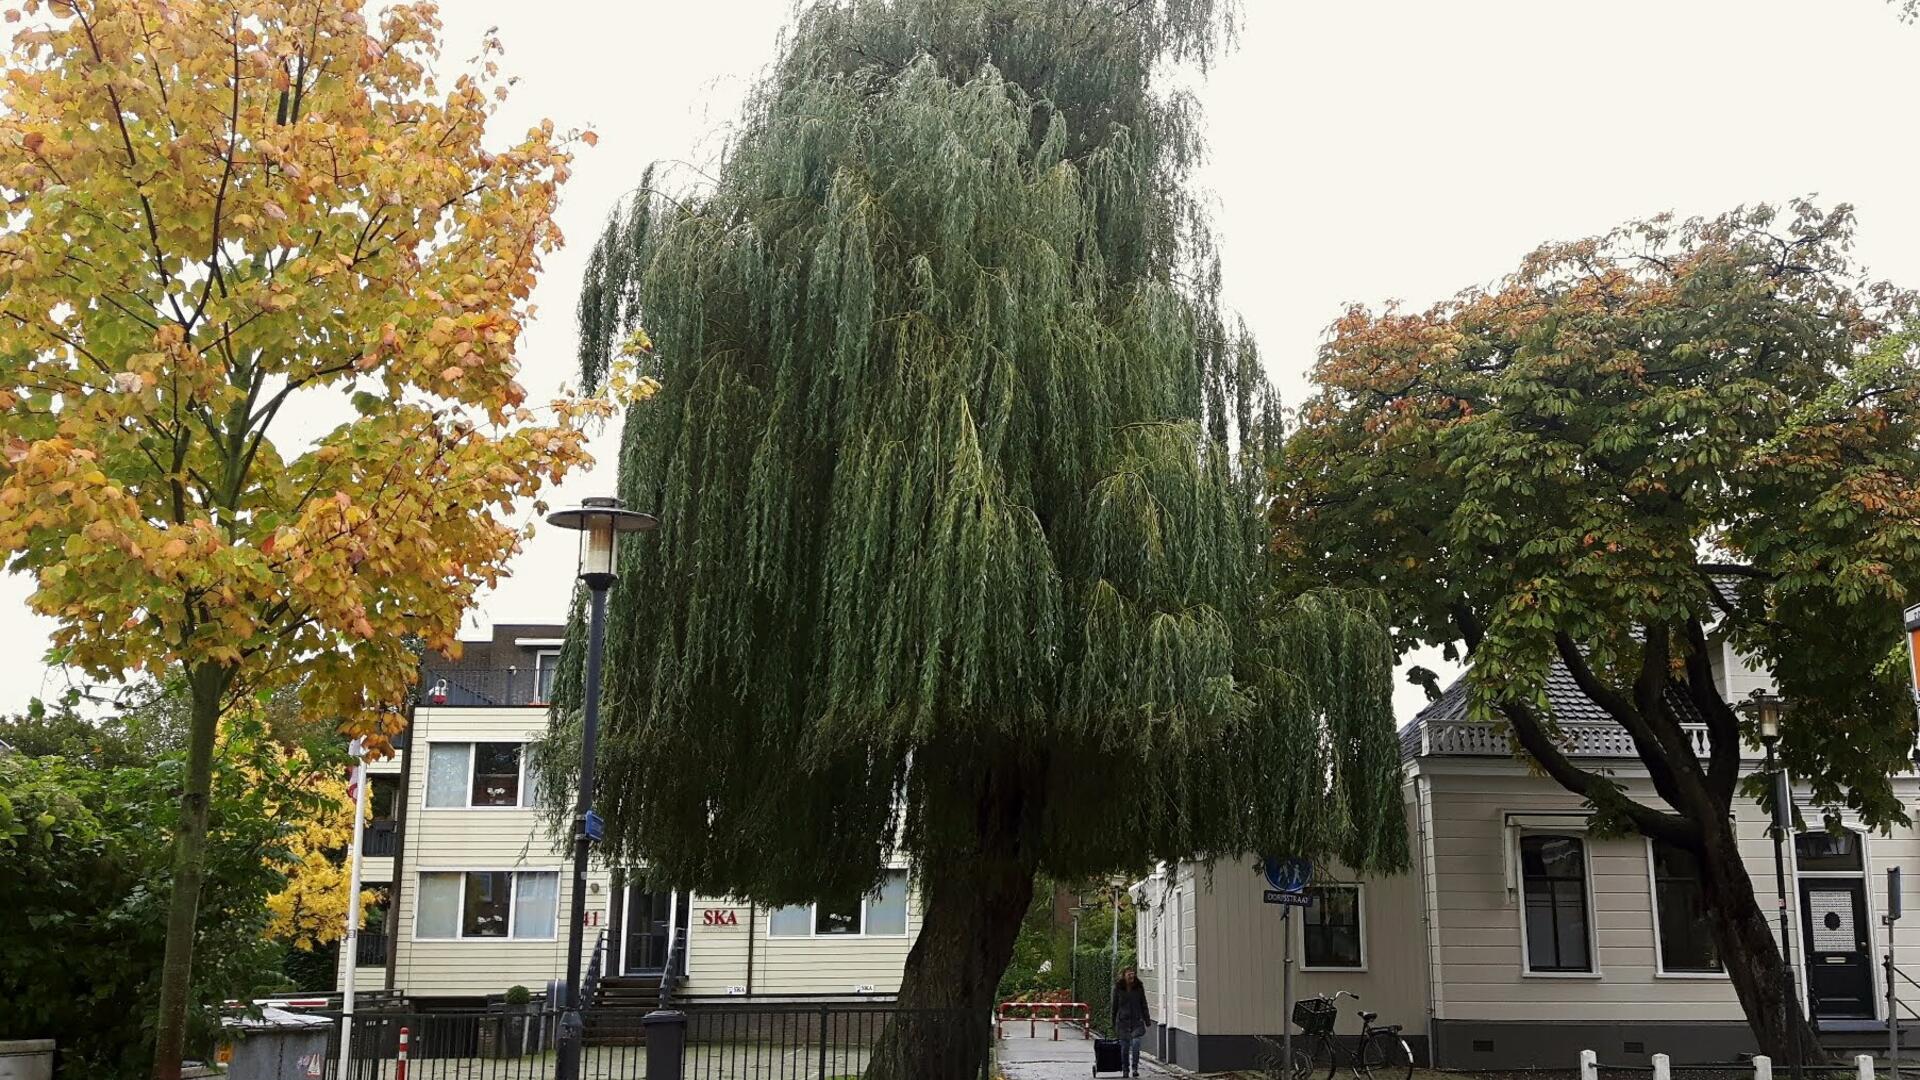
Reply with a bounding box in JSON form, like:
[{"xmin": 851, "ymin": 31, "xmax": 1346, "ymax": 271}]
[
  {"xmin": 336, "ymin": 623, "xmax": 920, "ymax": 1006},
  {"xmin": 1138, "ymin": 625, "xmax": 1920, "ymax": 1071}
]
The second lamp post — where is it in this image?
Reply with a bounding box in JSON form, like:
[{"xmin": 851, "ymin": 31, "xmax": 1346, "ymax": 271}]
[
  {"xmin": 548, "ymin": 496, "xmax": 657, "ymax": 1080},
  {"xmin": 1749, "ymin": 689, "xmax": 1803, "ymax": 1080}
]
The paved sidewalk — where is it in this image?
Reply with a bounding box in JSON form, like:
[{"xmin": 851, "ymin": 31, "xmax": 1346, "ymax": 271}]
[{"xmin": 998, "ymin": 1031, "xmax": 1175, "ymax": 1079}]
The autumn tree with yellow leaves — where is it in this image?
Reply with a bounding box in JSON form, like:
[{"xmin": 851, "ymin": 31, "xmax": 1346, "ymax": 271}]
[
  {"xmin": 260, "ymin": 750, "xmax": 375, "ymax": 954},
  {"xmin": 0, "ymin": 3, "xmax": 606, "ymax": 1074}
]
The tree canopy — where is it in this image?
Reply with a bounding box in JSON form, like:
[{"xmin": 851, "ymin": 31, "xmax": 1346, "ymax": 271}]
[
  {"xmin": 0, "ymin": 4, "xmax": 607, "ymax": 1072},
  {"xmin": 1273, "ymin": 201, "xmax": 1920, "ymax": 1058},
  {"xmin": 553, "ymin": 0, "xmax": 1408, "ymax": 918},
  {"xmin": 0, "ymin": 710, "xmax": 320, "ymax": 1078}
]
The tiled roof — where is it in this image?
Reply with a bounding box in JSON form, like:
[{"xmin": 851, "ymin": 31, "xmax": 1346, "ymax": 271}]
[{"xmin": 1402, "ymin": 656, "xmax": 1706, "ymax": 759}]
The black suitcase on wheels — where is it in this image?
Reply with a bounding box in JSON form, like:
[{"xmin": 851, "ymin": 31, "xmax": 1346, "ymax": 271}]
[{"xmin": 1093, "ymin": 1037, "xmax": 1125, "ymax": 1076}]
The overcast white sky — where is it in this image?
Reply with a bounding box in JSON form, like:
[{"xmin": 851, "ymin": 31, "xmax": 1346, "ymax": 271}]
[{"xmin": 3, "ymin": 0, "xmax": 1917, "ymax": 724}]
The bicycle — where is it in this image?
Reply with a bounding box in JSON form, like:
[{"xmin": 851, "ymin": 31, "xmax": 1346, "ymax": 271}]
[{"xmin": 1267, "ymin": 991, "xmax": 1414, "ymax": 1080}]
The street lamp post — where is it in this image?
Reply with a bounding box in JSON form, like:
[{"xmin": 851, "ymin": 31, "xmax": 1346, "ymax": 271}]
[
  {"xmin": 548, "ymin": 496, "xmax": 657, "ymax": 1080},
  {"xmin": 1748, "ymin": 689, "xmax": 1803, "ymax": 1080},
  {"xmin": 1071, "ymin": 911, "xmax": 1081, "ymax": 991}
]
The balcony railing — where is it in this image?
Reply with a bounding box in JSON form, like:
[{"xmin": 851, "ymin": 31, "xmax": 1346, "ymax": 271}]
[
  {"xmin": 1420, "ymin": 718, "xmax": 1714, "ymax": 759},
  {"xmin": 354, "ymin": 928, "xmax": 389, "ymax": 967},
  {"xmin": 418, "ymin": 666, "xmax": 556, "ymax": 709},
  {"xmin": 361, "ymin": 819, "xmax": 398, "ymax": 858}
]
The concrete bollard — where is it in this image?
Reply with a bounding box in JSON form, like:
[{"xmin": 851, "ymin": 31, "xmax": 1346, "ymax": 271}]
[
  {"xmin": 1580, "ymin": 1049, "xmax": 1598, "ymax": 1080},
  {"xmin": 0, "ymin": 1041, "xmax": 54, "ymax": 1080},
  {"xmin": 1858, "ymin": 1054, "xmax": 1875, "ymax": 1080},
  {"xmin": 1753, "ymin": 1054, "xmax": 1772, "ymax": 1080},
  {"xmin": 1652, "ymin": 1054, "xmax": 1671, "ymax": 1080}
]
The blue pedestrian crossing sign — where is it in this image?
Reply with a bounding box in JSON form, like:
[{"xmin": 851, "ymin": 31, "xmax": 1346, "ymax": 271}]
[
  {"xmin": 1262, "ymin": 856, "xmax": 1313, "ymax": 907},
  {"xmin": 583, "ymin": 810, "xmax": 605, "ymax": 843}
]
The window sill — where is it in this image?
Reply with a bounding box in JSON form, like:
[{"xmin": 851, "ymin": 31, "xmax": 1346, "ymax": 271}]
[
  {"xmin": 1300, "ymin": 965, "xmax": 1367, "ymax": 974},
  {"xmin": 1520, "ymin": 970, "xmax": 1603, "ymax": 979},
  {"xmin": 1655, "ymin": 970, "xmax": 1730, "ymax": 980}
]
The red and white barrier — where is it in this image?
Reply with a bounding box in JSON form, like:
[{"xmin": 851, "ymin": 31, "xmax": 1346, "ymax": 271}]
[
  {"xmin": 395, "ymin": 1027, "xmax": 409, "ymax": 1080},
  {"xmin": 994, "ymin": 1000, "xmax": 1093, "ymax": 1040}
]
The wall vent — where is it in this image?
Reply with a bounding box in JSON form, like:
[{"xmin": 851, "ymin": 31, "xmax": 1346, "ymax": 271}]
[
  {"xmin": 1625, "ymin": 1041, "xmax": 1646, "ymax": 1054},
  {"xmin": 1472, "ymin": 1040, "xmax": 1495, "ymax": 1053}
]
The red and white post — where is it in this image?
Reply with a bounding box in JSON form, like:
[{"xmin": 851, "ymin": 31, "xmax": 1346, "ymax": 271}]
[{"xmin": 395, "ymin": 1027, "xmax": 409, "ymax": 1080}]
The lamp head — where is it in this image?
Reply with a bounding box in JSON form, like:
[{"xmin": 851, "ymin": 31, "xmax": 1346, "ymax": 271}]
[
  {"xmin": 547, "ymin": 495, "xmax": 658, "ymax": 583},
  {"xmin": 1743, "ymin": 688, "xmax": 1784, "ymax": 745}
]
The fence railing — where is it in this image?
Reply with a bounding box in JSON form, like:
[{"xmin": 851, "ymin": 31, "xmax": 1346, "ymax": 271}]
[
  {"xmin": 361, "ymin": 819, "xmax": 399, "ymax": 857},
  {"xmin": 417, "ymin": 666, "xmax": 554, "ymax": 709},
  {"xmin": 353, "ymin": 929, "xmax": 388, "ymax": 967},
  {"xmin": 304, "ymin": 1002, "xmax": 993, "ymax": 1080},
  {"xmin": 1423, "ymin": 718, "xmax": 1714, "ymax": 759},
  {"xmin": 319, "ymin": 1009, "xmax": 558, "ymax": 1080}
]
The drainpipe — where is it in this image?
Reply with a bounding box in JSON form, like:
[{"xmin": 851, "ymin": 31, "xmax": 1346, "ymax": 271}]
[
  {"xmin": 384, "ymin": 697, "xmax": 419, "ymax": 991},
  {"xmin": 745, "ymin": 903, "xmax": 757, "ymax": 996}
]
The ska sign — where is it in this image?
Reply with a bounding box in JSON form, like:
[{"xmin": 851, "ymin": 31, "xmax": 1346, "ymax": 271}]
[{"xmin": 702, "ymin": 909, "xmax": 742, "ymax": 927}]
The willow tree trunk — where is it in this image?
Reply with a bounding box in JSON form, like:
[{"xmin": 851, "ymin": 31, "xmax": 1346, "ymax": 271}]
[
  {"xmin": 1697, "ymin": 815, "xmax": 1824, "ymax": 1065},
  {"xmin": 866, "ymin": 768, "xmax": 1039, "ymax": 1080},
  {"xmin": 150, "ymin": 665, "xmax": 228, "ymax": 1080}
]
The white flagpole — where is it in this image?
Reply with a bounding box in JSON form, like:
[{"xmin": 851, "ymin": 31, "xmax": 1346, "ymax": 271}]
[{"xmin": 337, "ymin": 738, "xmax": 369, "ymax": 1080}]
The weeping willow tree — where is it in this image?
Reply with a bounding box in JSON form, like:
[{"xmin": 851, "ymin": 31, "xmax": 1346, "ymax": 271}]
[{"xmin": 551, "ymin": 1, "xmax": 1406, "ymax": 1073}]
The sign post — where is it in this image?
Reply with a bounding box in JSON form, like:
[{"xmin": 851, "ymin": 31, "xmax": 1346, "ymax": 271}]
[{"xmin": 1263, "ymin": 857, "xmax": 1313, "ymax": 1076}]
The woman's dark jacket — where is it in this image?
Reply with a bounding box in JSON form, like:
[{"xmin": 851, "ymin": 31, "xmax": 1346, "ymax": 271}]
[{"xmin": 1112, "ymin": 979, "xmax": 1151, "ymax": 1038}]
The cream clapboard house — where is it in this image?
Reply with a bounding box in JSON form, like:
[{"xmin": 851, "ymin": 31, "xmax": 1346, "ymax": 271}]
[
  {"xmin": 336, "ymin": 623, "xmax": 920, "ymax": 1006},
  {"xmin": 1139, "ymin": 617, "xmax": 1920, "ymax": 1072}
]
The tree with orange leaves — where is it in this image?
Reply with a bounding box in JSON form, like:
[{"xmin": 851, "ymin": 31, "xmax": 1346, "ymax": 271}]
[
  {"xmin": 1276, "ymin": 202, "xmax": 1920, "ymax": 1063},
  {"xmin": 0, "ymin": 3, "xmax": 611, "ymax": 1074}
]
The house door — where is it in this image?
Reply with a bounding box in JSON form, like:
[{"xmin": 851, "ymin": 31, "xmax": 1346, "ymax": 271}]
[
  {"xmin": 1800, "ymin": 878, "xmax": 1874, "ymax": 1019},
  {"xmin": 622, "ymin": 889, "xmax": 689, "ymax": 975}
]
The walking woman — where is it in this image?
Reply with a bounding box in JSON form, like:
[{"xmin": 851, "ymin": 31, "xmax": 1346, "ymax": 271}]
[{"xmin": 1111, "ymin": 966, "xmax": 1152, "ymax": 1077}]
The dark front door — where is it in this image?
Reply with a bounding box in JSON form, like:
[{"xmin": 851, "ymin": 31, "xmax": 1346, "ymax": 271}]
[
  {"xmin": 1800, "ymin": 878, "xmax": 1874, "ymax": 1019},
  {"xmin": 622, "ymin": 889, "xmax": 690, "ymax": 976}
]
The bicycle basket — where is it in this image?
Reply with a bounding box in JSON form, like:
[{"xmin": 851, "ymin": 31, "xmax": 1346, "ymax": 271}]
[{"xmin": 1292, "ymin": 996, "xmax": 1338, "ymax": 1035}]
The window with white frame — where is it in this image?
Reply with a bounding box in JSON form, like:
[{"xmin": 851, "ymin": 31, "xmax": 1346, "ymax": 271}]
[
  {"xmin": 425, "ymin": 742, "xmax": 526, "ymax": 808},
  {"xmin": 1136, "ymin": 899, "xmax": 1152, "ymax": 968},
  {"xmin": 533, "ymin": 650, "xmax": 562, "ymax": 703},
  {"xmin": 415, "ymin": 870, "xmax": 558, "ymax": 940},
  {"xmin": 767, "ymin": 870, "xmax": 911, "ymax": 938},
  {"xmin": 1302, "ymin": 883, "xmax": 1365, "ymax": 969},
  {"xmin": 1520, "ymin": 833, "xmax": 1593, "ymax": 973},
  {"xmin": 1649, "ymin": 840, "xmax": 1722, "ymax": 974}
]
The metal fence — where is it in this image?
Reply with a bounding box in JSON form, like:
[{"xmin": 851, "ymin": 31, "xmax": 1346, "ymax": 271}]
[
  {"xmin": 308, "ymin": 1003, "xmax": 992, "ymax": 1080},
  {"xmin": 418, "ymin": 665, "xmax": 554, "ymax": 708},
  {"xmin": 320, "ymin": 1009, "xmax": 555, "ymax": 1079}
]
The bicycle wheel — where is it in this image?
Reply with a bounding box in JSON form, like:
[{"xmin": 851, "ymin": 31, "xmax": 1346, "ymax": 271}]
[{"xmin": 1362, "ymin": 1032, "xmax": 1413, "ymax": 1080}]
